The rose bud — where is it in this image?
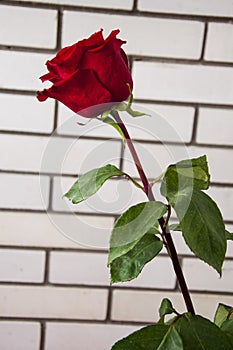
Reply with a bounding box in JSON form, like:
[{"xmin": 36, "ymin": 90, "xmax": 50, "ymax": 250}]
[{"xmin": 37, "ymin": 29, "xmax": 133, "ymax": 118}]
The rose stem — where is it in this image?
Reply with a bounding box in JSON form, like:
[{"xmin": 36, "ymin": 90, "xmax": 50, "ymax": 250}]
[{"xmin": 112, "ymin": 111, "xmax": 195, "ymax": 315}]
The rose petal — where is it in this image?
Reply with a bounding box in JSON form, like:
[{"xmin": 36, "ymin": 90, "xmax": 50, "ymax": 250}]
[
  {"xmin": 45, "ymin": 30, "xmax": 105, "ymax": 81},
  {"xmin": 81, "ymin": 30, "xmax": 133, "ymax": 102},
  {"xmin": 37, "ymin": 69, "xmax": 111, "ymax": 117}
]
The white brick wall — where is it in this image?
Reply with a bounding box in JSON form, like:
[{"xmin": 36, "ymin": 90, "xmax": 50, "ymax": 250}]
[
  {"xmin": 205, "ymin": 23, "xmax": 233, "ymax": 63},
  {"xmin": 133, "ymin": 61, "xmax": 233, "ymax": 104},
  {"xmin": 63, "ymin": 11, "xmax": 204, "ymax": 59},
  {"xmin": 0, "ymin": 285, "xmax": 108, "ymax": 319},
  {"xmin": 0, "ymin": 135, "xmax": 121, "ymax": 174},
  {"xmin": 197, "ymin": 108, "xmax": 233, "ymax": 145},
  {"xmin": 49, "ymin": 251, "xmax": 109, "ymax": 285},
  {"xmin": 0, "ymin": 94, "xmax": 55, "ymax": 134},
  {"xmin": 0, "ymin": 51, "xmax": 52, "ymax": 90},
  {"xmin": 45, "ymin": 323, "xmax": 138, "ymax": 350},
  {"xmin": 0, "ymin": 5, "xmax": 57, "ymax": 49},
  {"xmin": 1, "ymin": 1, "xmax": 233, "ymax": 349},
  {"xmin": 183, "ymin": 258, "xmax": 233, "ymax": 292},
  {"xmin": 0, "ymin": 174, "xmax": 49, "ymax": 210},
  {"xmin": 0, "ymin": 249, "xmax": 45, "ymax": 282},
  {"xmin": 10, "ymin": 0, "xmax": 134, "ymax": 10},
  {"xmin": 0, "ymin": 321, "xmax": 40, "ymax": 350},
  {"xmin": 138, "ymin": 0, "xmax": 233, "ymax": 18}
]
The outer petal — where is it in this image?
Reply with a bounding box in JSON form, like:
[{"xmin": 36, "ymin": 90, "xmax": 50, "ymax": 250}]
[
  {"xmin": 41, "ymin": 30, "xmax": 105, "ymax": 82},
  {"xmin": 81, "ymin": 30, "xmax": 133, "ymax": 102},
  {"xmin": 37, "ymin": 69, "xmax": 111, "ymax": 118}
]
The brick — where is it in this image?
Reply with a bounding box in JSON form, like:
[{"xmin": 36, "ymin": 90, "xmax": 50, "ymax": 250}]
[
  {"xmin": 122, "ymin": 143, "xmax": 233, "ymax": 184},
  {"xmin": 133, "ymin": 61, "xmax": 233, "ymax": 105},
  {"xmin": 0, "ymin": 51, "xmax": 52, "ymax": 90},
  {"xmin": 0, "ymin": 321, "xmax": 40, "ymax": 350},
  {"xmin": 0, "ymin": 212, "xmax": 114, "ymax": 250},
  {"xmin": 43, "ymin": 137, "xmax": 121, "ymax": 175},
  {"xmin": 0, "ymin": 5, "xmax": 57, "ymax": 49},
  {"xmin": 197, "ymin": 108, "xmax": 233, "ymax": 146},
  {"xmin": 207, "ymin": 186, "xmax": 233, "ymax": 222},
  {"xmin": 0, "ymin": 134, "xmax": 48, "ymax": 173},
  {"xmin": 205, "ymin": 23, "xmax": 233, "ymax": 63},
  {"xmin": 8, "ymin": 0, "xmax": 134, "ymax": 10},
  {"xmin": 226, "ymin": 224, "xmax": 233, "ymax": 258},
  {"xmin": 0, "ymin": 173, "xmax": 49, "ymax": 210},
  {"xmin": 138, "ymin": 0, "xmax": 233, "ymax": 18},
  {"xmin": 0, "ymin": 94, "xmax": 55, "ymax": 134},
  {"xmin": 45, "ymin": 322, "xmax": 138, "ymax": 350},
  {"xmin": 132, "ymin": 103, "xmax": 195, "ymax": 143},
  {"xmin": 52, "ymin": 176, "xmax": 147, "ymax": 215},
  {"xmin": 0, "ymin": 135, "xmax": 121, "ymax": 174},
  {"xmin": 63, "ymin": 11, "xmax": 204, "ymax": 59},
  {"xmin": 227, "ymin": 242, "xmax": 233, "ymax": 258},
  {"xmin": 49, "ymin": 251, "xmax": 109, "ymax": 285},
  {"xmin": 183, "ymin": 258, "xmax": 233, "ymax": 292},
  {"xmin": 0, "ymin": 249, "xmax": 45, "ymax": 283},
  {"xmin": 0, "ymin": 285, "xmax": 108, "ymax": 320}
]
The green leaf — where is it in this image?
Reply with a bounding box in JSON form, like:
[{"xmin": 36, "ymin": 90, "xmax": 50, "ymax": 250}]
[
  {"xmin": 110, "ymin": 233, "xmax": 162, "ymax": 283},
  {"xmin": 175, "ymin": 313, "xmax": 232, "ymax": 350},
  {"xmin": 159, "ymin": 298, "xmax": 176, "ymax": 319},
  {"xmin": 157, "ymin": 327, "xmax": 183, "ymax": 350},
  {"xmin": 226, "ymin": 230, "xmax": 233, "ymax": 241},
  {"xmin": 174, "ymin": 189, "xmax": 226, "ymax": 275},
  {"xmin": 214, "ymin": 303, "xmax": 233, "ymax": 327},
  {"xmin": 221, "ymin": 319, "xmax": 233, "ymax": 346},
  {"xmin": 160, "ymin": 156, "xmax": 226, "ymax": 274},
  {"xmin": 111, "ymin": 324, "xmax": 170, "ymax": 350},
  {"xmin": 65, "ymin": 164, "xmax": 123, "ymax": 204},
  {"xmin": 108, "ymin": 201, "xmax": 167, "ymax": 265},
  {"xmin": 161, "ymin": 155, "xmax": 210, "ymax": 202}
]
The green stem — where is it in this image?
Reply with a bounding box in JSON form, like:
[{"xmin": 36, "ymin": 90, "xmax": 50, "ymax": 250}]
[{"xmin": 112, "ymin": 111, "xmax": 195, "ymax": 315}]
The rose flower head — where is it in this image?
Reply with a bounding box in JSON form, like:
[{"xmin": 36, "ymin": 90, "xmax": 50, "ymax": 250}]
[{"xmin": 37, "ymin": 29, "xmax": 133, "ymax": 118}]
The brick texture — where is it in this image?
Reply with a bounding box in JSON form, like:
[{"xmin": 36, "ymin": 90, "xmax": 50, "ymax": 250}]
[
  {"xmin": 0, "ymin": 285, "xmax": 108, "ymax": 319},
  {"xmin": 0, "ymin": 321, "xmax": 40, "ymax": 350},
  {"xmin": 9, "ymin": 0, "xmax": 134, "ymax": 10},
  {"xmin": 0, "ymin": 5, "xmax": 57, "ymax": 49},
  {"xmin": 0, "ymin": 249, "xmax": 45, "ymax": 282},
  {"xmin": 45, "ymin": 323, "xmax": 138, "ymax": 350},
  {"xmin": 0, "ymin": 94, "xmax": 55, "ymax": 134},
  {"xmin": 63, "ymin": 11, "xmax": 204, "ymax": 59},
  {"xmin": 133, "ymin": 61, "xmax": 233, "ymax": 104},
  {"xmin": 205, "ymin": 23, "xmax": 233, "ymax": 63},
  {"xmin": 0, "ymin": 1, "xmax": 233, "ymax": 349},
  {"xmin": 138, "ymin": 0, "xmax": 233, "ymax": 17}
]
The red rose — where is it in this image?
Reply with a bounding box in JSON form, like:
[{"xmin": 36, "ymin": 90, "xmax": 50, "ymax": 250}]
[{"xmin": 37, "ymin": 29, "xmax": 133, "ymax": 118}]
